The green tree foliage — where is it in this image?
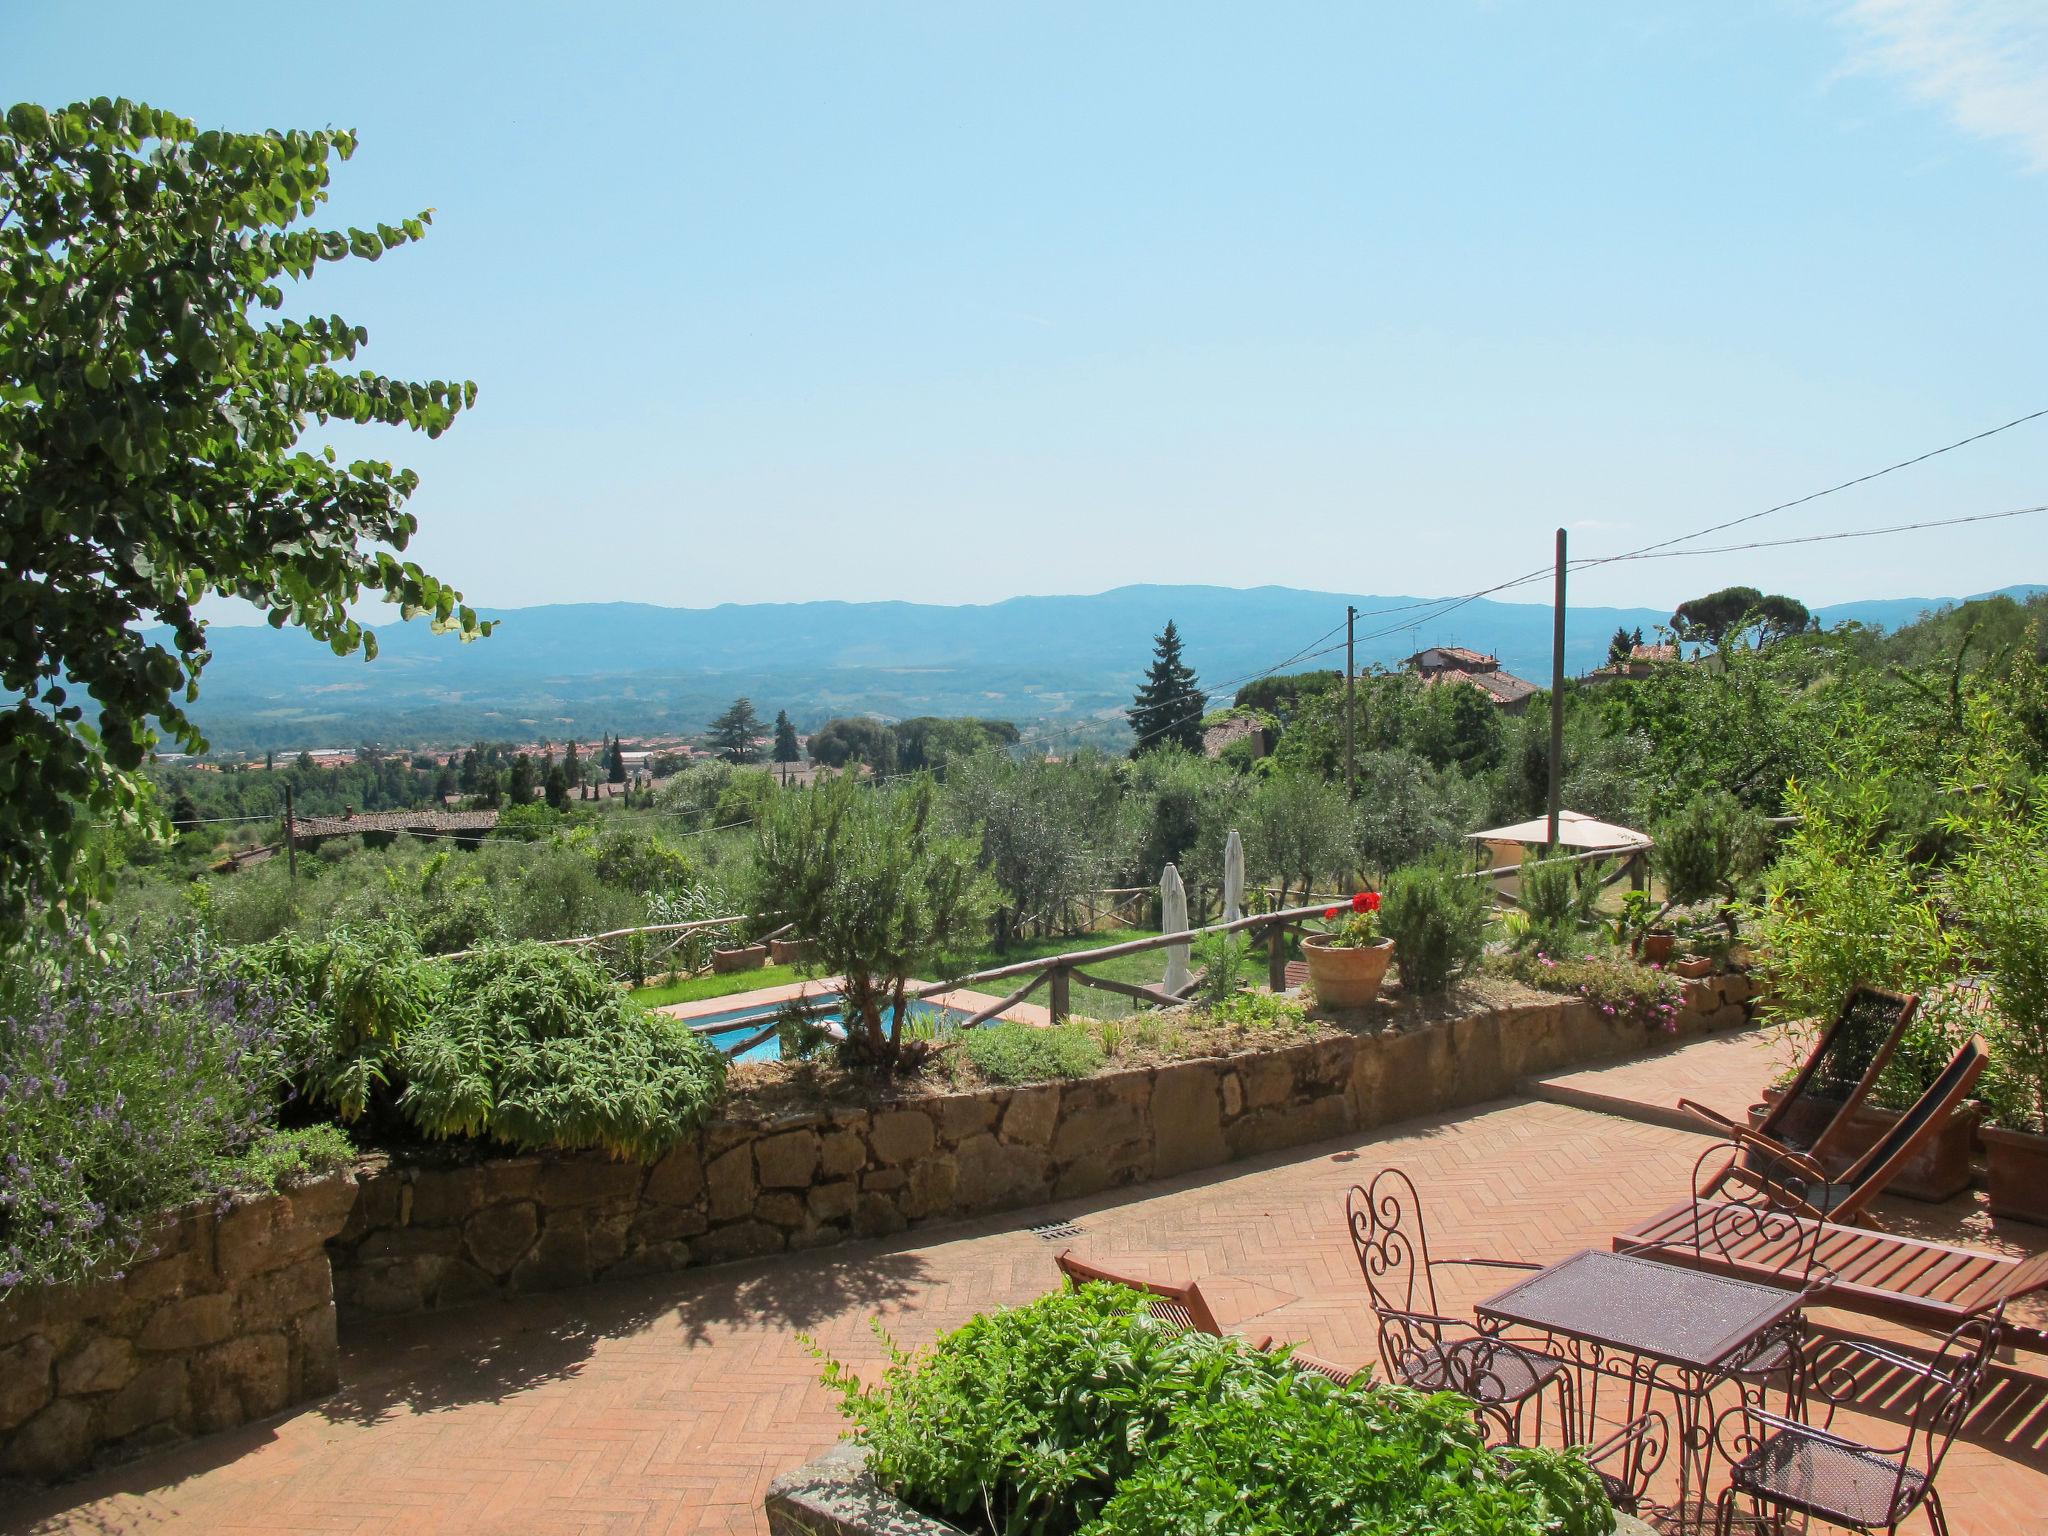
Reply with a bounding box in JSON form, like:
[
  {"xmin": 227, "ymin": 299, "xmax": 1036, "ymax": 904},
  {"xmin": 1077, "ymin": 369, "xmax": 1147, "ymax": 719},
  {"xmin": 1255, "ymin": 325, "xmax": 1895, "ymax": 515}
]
[
  {"xmin": 806, "ymin": 715, "xmax": 898, "ymax": 772},
  {"xmin": 543, "ymin": 764, "xmax": 569, "ymax": 811},
  {"xmin": 1245, "ymin": 769, "xmax": 1354, "ymax": 903},
  {"xmin": 892, "ymin": 716, "xmax": 1019, "ymax": 776},
  {"xmin": 707, "ymin": 698, "xmax": 764, "ymax": 764},
  {"xmin": 506, "ymin": 752, "xmax": 538, "ymax": 806},
  {"xmin": 1653, "ymin": 790, "xmax": 1768, "ymax": 935},
  {"xmin": 772, "ymin": 709, "xmax": 801, "ymax": 764},
  {"xmin": 1121, "ymin": 746, "xmax": 1247, "ymax": 889},
  {"xmin": 946, "ymin": 752, "xmax": 1115, "ymax": 946},
  {"xmin": 750, "ymin": 773, "xmax": 989, "ymax": 1068},
  {"xmin": 1233, "ymin": 669, "xmax": 1342, "ymax": 719},
  {"xmin": 1672, "ymin": 585, "xmax": 1810, "ymax": 649},
  {"xmin": 1129, "ymin": 620, "xmax": 1204, "ymax": 756},
  {"xmin": 562, "ymin": 737, "xmax": 582, "ymax": 786},
  {"xmin": 1606, "ymin": 626, "xmax": 1643, "ymax": 666},
  {"xmin": 1415, "ymin": 679, "xmax": 1507, "ymax": 772},
  {"xmin": 605, "ymin": 736, "xmax": 628, "ymax": 783},
  {"xmin": 0, "ymin": 100, "xmax": 485, "ymax": 940}
]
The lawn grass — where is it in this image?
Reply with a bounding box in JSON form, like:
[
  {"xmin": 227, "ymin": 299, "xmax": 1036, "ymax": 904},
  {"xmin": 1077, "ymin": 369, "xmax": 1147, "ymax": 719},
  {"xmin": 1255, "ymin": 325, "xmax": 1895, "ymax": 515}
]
[{"xmin": 627, "ymin": 926, "xmax": 1176, "ymax": 1015}]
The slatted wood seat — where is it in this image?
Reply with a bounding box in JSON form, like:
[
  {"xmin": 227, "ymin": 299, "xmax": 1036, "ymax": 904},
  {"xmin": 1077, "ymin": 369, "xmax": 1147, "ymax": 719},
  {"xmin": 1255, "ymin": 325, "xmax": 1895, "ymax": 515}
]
[
  {"xmin": 1055, "ymin": 1250, "xmax": 1231, "ymax": 1334},
  {"xmin": 1615, "ymin": 1201, "xmax": 2048, "ymax": 1351}
]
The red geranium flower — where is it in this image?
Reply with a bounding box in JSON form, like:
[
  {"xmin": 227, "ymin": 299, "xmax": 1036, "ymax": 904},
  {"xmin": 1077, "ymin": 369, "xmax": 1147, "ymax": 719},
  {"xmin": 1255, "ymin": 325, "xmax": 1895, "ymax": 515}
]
[
  {"xmin": 1324, "ymin": 906, "xmax": 1341, "ymax": 920},
  {"xmin": 1353, "ymin": 891, "xmax": 1381, "ymax": 913}
]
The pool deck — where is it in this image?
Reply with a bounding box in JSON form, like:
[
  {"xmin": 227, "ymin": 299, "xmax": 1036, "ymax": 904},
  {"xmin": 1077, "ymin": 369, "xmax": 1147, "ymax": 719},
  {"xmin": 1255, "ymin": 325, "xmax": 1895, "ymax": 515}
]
[{"xmin": 656, "ymin": 976, "xmax": 1052, "ymax": 1027}]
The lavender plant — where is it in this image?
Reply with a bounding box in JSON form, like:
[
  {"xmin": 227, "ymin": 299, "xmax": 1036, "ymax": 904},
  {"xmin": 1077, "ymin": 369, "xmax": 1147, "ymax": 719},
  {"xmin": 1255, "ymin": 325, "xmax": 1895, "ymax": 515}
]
[{"xmin": 0, "ymin": 946, "xmax": 294, "ymax": 1293}]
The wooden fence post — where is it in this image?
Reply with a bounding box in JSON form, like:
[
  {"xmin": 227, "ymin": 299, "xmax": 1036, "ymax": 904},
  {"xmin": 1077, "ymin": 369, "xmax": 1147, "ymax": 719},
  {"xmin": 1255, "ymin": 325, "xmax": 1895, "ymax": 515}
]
[
  {"xmin": 1048, "ymin": 963, "xmax": 1070, "ymax": 1024},
  {"xmin": 1267, "ymin": 921, "xmax": 1288, "ymax": 992}
]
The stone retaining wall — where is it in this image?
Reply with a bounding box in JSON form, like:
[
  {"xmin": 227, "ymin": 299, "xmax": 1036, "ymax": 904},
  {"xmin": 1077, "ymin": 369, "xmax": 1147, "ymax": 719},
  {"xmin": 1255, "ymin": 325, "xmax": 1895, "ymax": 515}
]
[
  {"xmin": 0, "ymin": 1173, "xmax": 357, "ymax": 1484},
  {"xmin": 330, "ymin": 975, "xmax": 1755, "ymax": 1318}
]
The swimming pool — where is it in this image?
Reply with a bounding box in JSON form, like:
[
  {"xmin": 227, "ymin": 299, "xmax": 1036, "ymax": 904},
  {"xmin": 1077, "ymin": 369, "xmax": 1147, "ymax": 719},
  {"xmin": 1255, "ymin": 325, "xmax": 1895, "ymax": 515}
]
[{"xmin": 684, "ymin": 994, "xmax": 973, "ymax": 1062}]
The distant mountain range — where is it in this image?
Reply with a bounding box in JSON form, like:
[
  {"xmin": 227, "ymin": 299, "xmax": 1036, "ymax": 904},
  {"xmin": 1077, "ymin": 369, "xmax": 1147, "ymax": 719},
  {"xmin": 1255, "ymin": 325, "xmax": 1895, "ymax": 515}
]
[{"xmin": 167, "ymin": 583, "xmax": 2047, "ymax": 752}]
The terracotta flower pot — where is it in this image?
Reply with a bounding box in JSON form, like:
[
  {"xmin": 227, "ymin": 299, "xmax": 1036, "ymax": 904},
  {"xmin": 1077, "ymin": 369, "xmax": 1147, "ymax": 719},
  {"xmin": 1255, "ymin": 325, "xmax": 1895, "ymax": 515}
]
[
  {"xmin": 1673, "ymin": 955, "xmax": 1715, "ymax": 979},
  {"xmin": 768, "ymin": 938, "xmax": 815, "ymax": 966},
  {"xmin": 1640, "ymin": 931, "xmax": 1676, "ymax": 965},
  {"xmin": 1302, "ymin": 936, "xmax": 1395, "ymax": 1009},
  {"xmin": 711, "ymin": 944, "xmax": 769, "ymax": 974},
  {"xmin": 1983, "ymin": 1125, "xmax": 2048, "ymax": 1225}
]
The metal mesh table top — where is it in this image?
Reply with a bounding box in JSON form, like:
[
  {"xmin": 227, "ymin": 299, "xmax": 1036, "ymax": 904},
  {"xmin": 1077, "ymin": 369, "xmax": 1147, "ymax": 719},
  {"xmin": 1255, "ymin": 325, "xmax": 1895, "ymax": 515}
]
[{"xmin": 1476, "ymin": 1249, "xmax": 1804, "ymax": 1372}]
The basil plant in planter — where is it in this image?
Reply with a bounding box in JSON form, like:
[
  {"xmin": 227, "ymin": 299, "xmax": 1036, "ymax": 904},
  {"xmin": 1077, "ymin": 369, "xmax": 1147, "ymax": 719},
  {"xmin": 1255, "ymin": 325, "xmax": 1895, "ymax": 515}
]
[
  {"xmin": 1302, "ymin": 890, "xmax": 1392, "ymax": 1009},
  {"xmin": 1943, "ymin": 762, "xmax": 2048, "ymax": 1223}
]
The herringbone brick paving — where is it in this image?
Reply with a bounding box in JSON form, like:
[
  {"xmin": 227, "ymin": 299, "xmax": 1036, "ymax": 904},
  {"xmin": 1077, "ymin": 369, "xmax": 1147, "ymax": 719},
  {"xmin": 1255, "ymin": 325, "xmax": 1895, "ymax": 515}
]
[{"xmin": 7, "ymin": 1053, "xmax": 2045, "ymax": 1534}]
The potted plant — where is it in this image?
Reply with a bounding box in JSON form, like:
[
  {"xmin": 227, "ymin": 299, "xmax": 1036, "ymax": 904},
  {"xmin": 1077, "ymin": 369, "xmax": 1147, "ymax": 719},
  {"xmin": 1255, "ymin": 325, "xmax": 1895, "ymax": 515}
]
[
  {"xmin": 1941, "ymin": 742, "xmax": 2048, "ymax": 1222},
  {"xmin": 1302, "ymin": 891, "xmax": 1393, "ymax": 1008}
]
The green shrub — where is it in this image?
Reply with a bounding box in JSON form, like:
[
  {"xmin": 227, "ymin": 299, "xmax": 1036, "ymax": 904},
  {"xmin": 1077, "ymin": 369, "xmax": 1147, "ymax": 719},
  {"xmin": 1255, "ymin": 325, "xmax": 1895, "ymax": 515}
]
[
  {"xmin": 213, "ymin": 1123, "xmax": 354, "ymax": 1194},
  {"xmin": 960, "ymin": 1020, "xmax": 1105, "ymax": 1084},
  {"xmin": 398, "ymin": 943, "xmax": 726, "ymax": 1160},
  {"xmin": 1211, "ymin": 989, "xmax": 1310, "ymax": 1032},
  {"xmin": 1, "ymin": 944, "xmax": 291, "ymax": 1291},
  {"xmin": 1191, "ymin": 929, "xmax": 1249, "ymax": 1004},
  {"xmin": 1380, "ymin": 854, "xmax": 1491, "ymax": 995},
  {"xmin": 1655, "ymin": 790, "xmax": 1768, "ymax": 935},
  {"xmin": 820, "ymin": 1283, "xmax": 1612, "ymax": 1536},
  {"xmin": 1512, "ymin": 856, "xmax": 1607, "ymax": 958}
]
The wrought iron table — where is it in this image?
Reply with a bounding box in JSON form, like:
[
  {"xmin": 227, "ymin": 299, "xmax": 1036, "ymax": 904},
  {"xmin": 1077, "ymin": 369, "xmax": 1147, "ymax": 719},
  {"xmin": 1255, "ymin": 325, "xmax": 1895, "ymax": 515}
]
[{"xmin": 1477, "ymin": 1248, "xmax": 1806, "ymax": 1534}]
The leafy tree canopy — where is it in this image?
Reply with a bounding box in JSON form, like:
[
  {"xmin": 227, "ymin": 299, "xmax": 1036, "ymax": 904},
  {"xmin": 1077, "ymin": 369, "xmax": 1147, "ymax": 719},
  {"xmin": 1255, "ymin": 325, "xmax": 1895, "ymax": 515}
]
[
  {"xmin": 1672, "ymin": 586, "xmax": 1810, "ymax": 649},
  {"xmin": 707, "ymin": 697, "xmax": 764, "ymax": 764},
  {"xmin": 808, "ymin": 716, "xmax": 897, "ymax": 772},
  {"xmin": 0, "ymin": 99, "xmax": 484, "ymax": 939},
  {"xmin": 771, "ymin": 709, "xmax": 801, "ymax": 764}
]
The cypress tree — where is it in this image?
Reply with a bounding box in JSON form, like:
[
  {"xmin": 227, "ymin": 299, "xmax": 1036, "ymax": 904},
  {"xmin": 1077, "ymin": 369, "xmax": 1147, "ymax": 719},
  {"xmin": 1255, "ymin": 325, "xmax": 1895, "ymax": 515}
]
[
  {"xmin": 1129, "ymin": 620, "xmax": 1204, "ymax": 755},
  {"xmin": 772, "ymin": 709, "xmax": 801, "ymax": 764}
]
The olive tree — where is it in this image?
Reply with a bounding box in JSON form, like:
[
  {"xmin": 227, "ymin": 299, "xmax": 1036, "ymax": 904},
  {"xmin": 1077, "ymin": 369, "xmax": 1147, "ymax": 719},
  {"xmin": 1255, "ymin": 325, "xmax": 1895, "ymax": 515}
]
[
  {"xmin": 750, "ymin": 772, "xmax": 990, "ymax": 1069},
  {"xmin": 0, "ymin": 99, "xmax": 484, "ymax": 938}
]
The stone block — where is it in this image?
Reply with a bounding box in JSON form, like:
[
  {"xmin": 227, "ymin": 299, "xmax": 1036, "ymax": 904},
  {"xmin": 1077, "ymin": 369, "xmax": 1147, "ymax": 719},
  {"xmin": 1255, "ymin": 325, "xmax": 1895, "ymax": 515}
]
[
  {"xmin": 853, "ymin": 1193, "xmax": 908, "ymax": 1238},
  {"xmin": 818, "ymin": 1129, "xmax": 866, "ymax": 1178},
  {"xmin": 868, "ymin": 1110, "xmax": 936, "ymax": 1166},
  {"xmin": 997, "ymin": 1085, "xmax": 1060, "ymax": 1148},
  {"xmin": 57, "ymin": 1333, "xmax": 138, "ymax": 1396},
  {"xmin": 238, "ymin": 1253, "xmax": 332, "ymax": 1333},
  {"xmin": 0, "ymin": 1334, "xmax": 55, "ymax": 1433},
  {"xmin": 538, "ymin": 1157, "xmax": 643, "ymax": 1209},
  {"xmin": 645, "ymin": 1146, "xmax": 707, "ymax": 1206},
  {"xmin": 1242, "ymin": 1051, "xmax": 1297, "ymax": 1110},
  {"xmin": 694, "ymin": 1220, "xmax": 787, "ymax": 1264},
  {"xmin": 933, "ymin": 1096, "xmax": 999, "ymax": 1143},
  {"xmin": 510, "ymin": 1217, "xmax": 592, "ymax": 1294},
  {"xmin": 213, "ymin": 1193, "xmax": 300, "ymax": 1281},
  {"xmin": 463, "ymin": 1201, "xmax": 540, "ymax": 1276},
  {"xmin": 630, "ymin": 1203, "xmax": 709, "ymax": 1245},
  {"xmin": 479, "ymin": 1156, "xmax": 545, "ymax": 1202},
  {"xmin": 288, "ymin": 1307, "xmax": 341, "ymax": 1397},
  {"xmin": 1151, "ymin": 1061, "xmax": 1227, "ymax": 1177},
  {"xmin": 1220, "ymin": 1072, "xmax": 1245, "ymax": 1118},
  {"xmin": 706, "ymin": 1145, "xmax": 758, "ymax": 1222},
  {"xmin": 1053, "ymin": 1144, "xmax": 1146, "ymax": 1200},
  {"xmin": 198, "ymin": 1332, "xmax": 288, "ymax": 1421},
  {"xmin": 861, "ymin": 1167, "xmax": 907, "ymax": 1193},
  {"xmin": 754, "ymin": 1192, "xmax": 808, "ymax": 1229},
  {"xmin": 101, "ymin": 1357, "xmax": 190, "ymax": 1440},
  {"xmin": 1050, "ymin": 1097, "xmax": 1142, "ymax": 1163},
  {"xmin": 1, "ymin": 1398, "xmax": 93, "ymax": 1481},
  {"xmin": 405, "ymin": 1166, "xmax": 484, "ymax": 1228},
  {"xmin": 138, "ymin": 1293, "xmax": 236, "ymax": 1353},
  {"xmin": 902, "ymin": 1157, "xmax": 959, "ymax": 1220},
  {"xmin": 756, "ymin": 1129, "xmax": 822, "ymax": 1189},
  {"xmin": 430, "ymin": 1260, "xmax": 502, "ymax": 1310},
  {"xmin": 952, "ymin": 1134, "xmax": 1047, "ymax": 1212},
  {"xmin": 807, "ymin": 1180, "xmax": 859, "ymax": 1223},
  {"xmin": 1226, "ymin": 1096, "xmax": 1349, "ymax": 1159}
]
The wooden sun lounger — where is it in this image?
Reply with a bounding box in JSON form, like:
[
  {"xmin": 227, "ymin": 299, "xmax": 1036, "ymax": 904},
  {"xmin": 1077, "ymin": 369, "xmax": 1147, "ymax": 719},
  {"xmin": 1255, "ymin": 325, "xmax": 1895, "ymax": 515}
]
[{"xmin": 1614, "ymin": 1202, "xmax": 2048, "ymax": 1352}]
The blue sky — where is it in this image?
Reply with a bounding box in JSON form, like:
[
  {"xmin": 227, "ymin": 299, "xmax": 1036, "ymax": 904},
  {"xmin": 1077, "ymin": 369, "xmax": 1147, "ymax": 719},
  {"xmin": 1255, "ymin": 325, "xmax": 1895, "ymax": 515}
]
[{"xmin": 7, "ymin": 2, "xmax": 2046, "ymax": 615}]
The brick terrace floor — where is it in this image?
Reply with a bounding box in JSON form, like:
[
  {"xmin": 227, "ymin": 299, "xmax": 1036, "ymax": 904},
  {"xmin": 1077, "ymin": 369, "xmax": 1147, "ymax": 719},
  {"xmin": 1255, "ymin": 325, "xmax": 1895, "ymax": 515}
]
[{"xmin": 7, "ymin": 1034, "xmax": 2047, "ymax": 1535}]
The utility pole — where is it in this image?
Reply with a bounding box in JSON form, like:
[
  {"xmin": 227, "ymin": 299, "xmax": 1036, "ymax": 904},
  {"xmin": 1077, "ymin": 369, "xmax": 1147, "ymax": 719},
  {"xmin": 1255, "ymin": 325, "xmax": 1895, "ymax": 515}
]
[
  {"xmin": 1343, "ymin": 604, "xmax": 1357, "ymax": 798},
  {"xmin": 283, "ymin": 784, "xmax": 298, "ymax": 884},
  {"xmin": 1546, "ymin": 528, "xmax": 1567, "ymax": 850}
]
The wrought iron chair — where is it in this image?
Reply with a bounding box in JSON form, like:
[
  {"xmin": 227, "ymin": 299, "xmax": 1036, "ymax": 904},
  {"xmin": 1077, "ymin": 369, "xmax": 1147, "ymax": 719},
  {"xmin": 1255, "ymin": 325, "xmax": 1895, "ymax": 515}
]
[
  {"xmin": 1711, "ymin": 1306, "xmax": 2002, "ymax": 1536},
  {"xmin": 1345, "ymin": 1168, "xmax": 1575, "ymax": 1445}
]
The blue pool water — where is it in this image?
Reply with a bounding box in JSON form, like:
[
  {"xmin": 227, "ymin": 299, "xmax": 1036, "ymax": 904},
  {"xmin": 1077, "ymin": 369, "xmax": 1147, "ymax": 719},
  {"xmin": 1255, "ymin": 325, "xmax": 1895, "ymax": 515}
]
[{"xmin": 688, "ymin": 995, "xmax": 972, "ymax": 1062}]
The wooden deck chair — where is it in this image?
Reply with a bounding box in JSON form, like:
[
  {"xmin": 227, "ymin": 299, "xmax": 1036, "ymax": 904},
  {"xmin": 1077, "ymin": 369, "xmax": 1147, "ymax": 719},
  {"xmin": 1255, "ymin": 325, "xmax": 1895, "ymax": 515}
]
[
  {"xmin": 1679, "ymin": 985, "xmax": 1917, "ymax": 1174},
  {"xmin": 1055, "ymin": 1250, "xmax": 1240, "ymax": 1338},
  {"xmin": 1710, "ymin": 1036, "xmax": 1986, "ymax": 1227}
]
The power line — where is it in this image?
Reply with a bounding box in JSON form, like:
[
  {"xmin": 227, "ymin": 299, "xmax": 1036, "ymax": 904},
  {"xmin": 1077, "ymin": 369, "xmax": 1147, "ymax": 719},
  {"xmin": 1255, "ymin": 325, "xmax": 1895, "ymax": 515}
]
[
  {"xmin": 1576, "ymin": 501, "xmax": 2048, "ymax": 563},
  {"xmin": 1574, "ymin": 406, "xmax": 2048, "ymax": 575}
]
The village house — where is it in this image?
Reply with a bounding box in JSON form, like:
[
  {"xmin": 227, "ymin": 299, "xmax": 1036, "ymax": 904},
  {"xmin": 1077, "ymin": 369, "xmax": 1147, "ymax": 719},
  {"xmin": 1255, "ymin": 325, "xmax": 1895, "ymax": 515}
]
[{"xmin": 1402, "ymin": 646, "xmax": 1540, "ymax": 713}]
